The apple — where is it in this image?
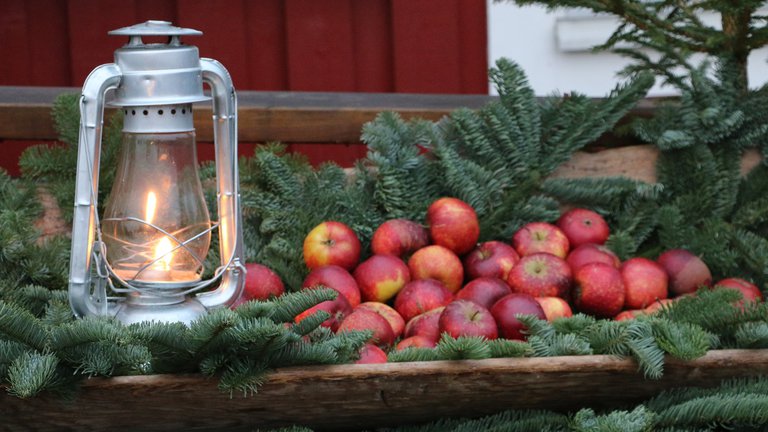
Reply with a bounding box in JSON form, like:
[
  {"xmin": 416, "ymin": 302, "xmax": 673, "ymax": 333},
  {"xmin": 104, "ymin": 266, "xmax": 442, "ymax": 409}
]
[
  {"xmin": 657, "ymin": 249, "xmax": 712, "ymax": 296},
  {"xmin": 512, "ymin": 222, "xmax": 570, "ymax": 258},
  {"xmin": 463, "ymin": 241, "xmax": 520, "ymax": 281},
  {"xmin": 394, "ymin": 279, "xmax": 454, "ymax": 323},
  {"xmin": 371, "ymin": 219, "xmax": 430, "ymax": 258},
  {"xmin": 714, "ymin": 278, "xmax": 763, "ymax": 303},
  {"xmin": 427, "ymin": 197, "xmax": 480, "ymax": 256},
  {"xmin": 353, "ymin": 254, "xmax": 411, "ymax": 303},
  {"xmin": 302, "ymin": 265, "xmax": 361, "ymax": 308},
  {"xmin": 438, "ymin": 300, "xmax": 498, "ymax": 340},
  {"xmin": 355, "ymin": 344, "xmax": 388, "ymax": 364},
  {"xmin": 566, "ymin": 243, "xmax": 621, "ymax": 272},
  {"xmin": 294, "ymin": 293, "xmax": 353, "ymax": 332},
  {"xmin": 507, "ymin": 253, "xmax": 572, "ymax": 299},
  {"xmin": 395, "ymin": 335, "xmax": 437, "ymax": 351},
  {"xmin": 535, "ymin": 296, "xmax": 573, "ymax": 321},
  {"xmin": 490, "ymin": 293, "xmax": 546, "ymax": 340},
  {"xmin": 338, "ymin": 308, "xmax": 395, "ymax": 347},
  {"xmin": 408, "ymin": 245, "xmax": 464, "ymax": 293},
  {"xmin": 557, "ymin": 208, "xmax": 610, "ymax": 248},
  {"xmin": 572, "ymin": 262, "xmax": 625, "ymax": 318},
  {"xmin": 614, "ymin": 309, "xmax": 645, "ymax": 321},
  {"xmin": 455, "ymin": 277, "xmax": 512, "ymax": 310},
  {"xmin": 403, "ymin": 307, "xmax": 444, "ymax": 343},
  {"xmin": 303, "ymin": 221, "xmax": 361, "ymax": 271},
  {"xmin": 357, "ymin": 301, "xmax": 406, "ymax": 338},
  {"xmin": 231, "ymin": 263, "xmax": 285, "ymax": 308},
  {"xmin": 620, "ymin": 257, "xmax": 669, "ymax": 309},
  {"xmin": 644, "ymin": 298, "xmax": 676, "ymax": 314}
]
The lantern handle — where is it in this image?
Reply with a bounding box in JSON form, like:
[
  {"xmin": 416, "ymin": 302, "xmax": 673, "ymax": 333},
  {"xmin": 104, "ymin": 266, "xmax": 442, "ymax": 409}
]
[
  {"xmin": 196, "ymin": 58, "xmax": 245, "ymax": 309},
  {"xmin": 69, "ymin": 63, "xmax": 122, "ymax": 318}
]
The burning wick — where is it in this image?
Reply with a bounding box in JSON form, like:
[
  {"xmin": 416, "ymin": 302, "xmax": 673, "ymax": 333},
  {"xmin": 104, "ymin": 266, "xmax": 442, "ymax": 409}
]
[{"xmin": 155, "ymin": 237, "xmax": 174, "ymax": 271}]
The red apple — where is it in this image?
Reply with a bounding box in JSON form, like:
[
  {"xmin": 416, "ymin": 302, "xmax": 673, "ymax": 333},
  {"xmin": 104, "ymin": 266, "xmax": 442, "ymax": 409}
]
[
  {"xmin": 512, "ymin": 222, "xmax": 570, "ymax": 258},
  {"xmin": 455, "ymin": 277, "xmax": 512, "ymax": 310},
  {"xmin": 303, "ymin": 221, "xmax": 361, "ymax": 271},
  {"xmin": 338, "ymin": 308, "xmax": 395, "ymax": 347},
  {"xmin": 408, "ymin": 245, "xmax": 464, "ymax": 293},
  {"xmin": 572, "ymin": 262, "xmax": 625, "ymax": 318},
  {"xmin": 232, "ymin": 263, "xmax": 285, "ymax": 308},
  {"xmin": 566, "ymin": 243, "xmax": 621, "ymax": 272},
  {"xmin": 427, "ymin": 197, "xmax": 480, "ymax": 256},
  {"xmin": 353, "ymin": 254, "xmax": 411, "ymax": 303},
  {"xmin": 657, "ymin": 249, "xmax": 712, "ymax": 296},
  {"xmin": 395, "ymin": 335, "xmax": 437, "ymax": 351},
  {"xmin": 302, "ymin": 265, "xmax": 361, "ymax": 308},
  {"xmin": 557, "ymin": 208, "xmax": 610, "ymax": 248},
  {"xmin": 490, "ymin": 293, "xmax": 546, "ymax": 340},
  {"xmin": 644, "ymin": 298, "xmax": 676, "ymax": 314},
  {"xmin": 394, "ymin": 279, "xmax": 454, "ymax": 323},
  {"xmin": 355, "ymin": 344, "xmax": 388, "ymax": 364},
  {"xmin": 357, "ymin": 302, "xmax": 406, "ymax": 338},
  {"xmin": 535, "ymin": 296, "xmax": 573, "ymax": 321},
  {"xmin": 507, "ymin": 253, "xmax": 572, "ymax": 299},
  {"xmin": 621, "ymin": 257, "xmax": 669, "ymax": 309},
  {"xmin": 714, "ymin": 278, "xmax": 763, "ymax": 303},
  {"xmin": 371, "ymin": 219, "xmax": 430, "ymax": 258},
  {"xmin": 294, "ymin": 293, "xmax": 353, "ymax": 332},
  {"xmin": 463, "ymin": 241, "xmax": 520, "ymax": 281},
  {"xmin": 403, "ymin": 307, "xmax": 444, "ymax": 343},
  {"xmin": 438, "ymin": 300, "xmax": 498, "ymax": 340},
  {"xmin": 614, "ymin": 309, "xmax": 645, "ymax": 321}
]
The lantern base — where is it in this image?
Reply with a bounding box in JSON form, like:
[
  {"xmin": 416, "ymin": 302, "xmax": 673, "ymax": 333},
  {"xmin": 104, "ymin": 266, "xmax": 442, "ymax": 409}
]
[{"xmin": 114, "ymin": 292, "xmax": 207, "ymax": 326}]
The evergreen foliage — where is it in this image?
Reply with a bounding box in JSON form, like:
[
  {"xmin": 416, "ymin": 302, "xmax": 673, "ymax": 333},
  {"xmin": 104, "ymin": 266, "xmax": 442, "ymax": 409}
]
[
  {"xmin": 0, "ymin": 278, "xmax": 365, "ymax": 397},
  {"xmin": 372, "ymin": 377, "xmax": 768, "ymax": 432},
  {"xmin": 358, "ymin": 59, "xmax": 653, "ymax": 241},
  {"xmin": 506, "ymin": 0, "xmax": 768, "ymax": 92},
  {"xmin": 19, "ymin": 93, "xmax": 124, "ymax": 223}
]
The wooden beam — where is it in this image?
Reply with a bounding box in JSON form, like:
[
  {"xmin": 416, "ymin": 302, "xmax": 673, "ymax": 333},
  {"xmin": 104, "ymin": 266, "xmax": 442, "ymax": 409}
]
[
  {"xmin": 2, "ymin": 349, "xmax": 767, "ymax": 431},
  {"xmin": 0, "ymin": 86, "xmax": 495, "ymax": 143}
]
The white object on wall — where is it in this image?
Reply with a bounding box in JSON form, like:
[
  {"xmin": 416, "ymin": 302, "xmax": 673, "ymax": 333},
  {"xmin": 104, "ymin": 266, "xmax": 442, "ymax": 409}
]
[{"xmin": 487, "ymin": 2, "xmax": 768, "ymax": 97}]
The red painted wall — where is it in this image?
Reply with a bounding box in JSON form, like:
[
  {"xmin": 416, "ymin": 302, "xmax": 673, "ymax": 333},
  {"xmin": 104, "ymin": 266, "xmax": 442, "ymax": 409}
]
[{"xmin": 0, "ymin": 0, "xmax": 488, "ymax": 172}]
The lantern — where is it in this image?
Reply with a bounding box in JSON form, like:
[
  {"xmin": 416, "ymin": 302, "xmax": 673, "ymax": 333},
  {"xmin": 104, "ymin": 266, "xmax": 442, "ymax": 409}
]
[{"xmin": 68, "ymin": 21, "xmax": 244, "ymax": 325}]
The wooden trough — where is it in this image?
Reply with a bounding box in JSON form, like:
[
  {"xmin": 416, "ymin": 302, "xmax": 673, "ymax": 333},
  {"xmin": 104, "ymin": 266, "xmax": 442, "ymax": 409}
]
[{"xmin": 0, "ymin": 86, "xmax": 766, "ymax": 431}]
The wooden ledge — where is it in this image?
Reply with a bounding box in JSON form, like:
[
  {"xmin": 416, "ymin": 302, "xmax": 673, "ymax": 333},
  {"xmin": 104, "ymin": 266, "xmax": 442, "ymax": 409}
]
[
  {"xmin": 3, "ymin": 349, "xmax": 767, "ymax": 431},
  {"xmin": 0, "ymin": 86, "xmax": 660, "ymax": 144},
  {"xmin": 0, "ymin": 86, "xmax": 494, "ymax": 143}
]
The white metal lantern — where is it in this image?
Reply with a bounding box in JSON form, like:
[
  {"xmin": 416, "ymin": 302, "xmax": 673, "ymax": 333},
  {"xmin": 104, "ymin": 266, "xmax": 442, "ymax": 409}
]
[{"xmin": 68, "ymin": 20, "xmax": 244, "ymax": 325}]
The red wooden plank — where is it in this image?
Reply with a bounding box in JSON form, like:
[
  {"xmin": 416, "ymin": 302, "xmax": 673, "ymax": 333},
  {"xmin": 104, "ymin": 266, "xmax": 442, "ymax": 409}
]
[
  {"xmin": 458, "ymin": 0, "xmax": 488, "ymax": 94},
  {"xmin": 176, "ymin": 1, "xmax": 250, "ymax": 89},
  {"xmin": 66, "ymin": 0, "xmax": 138, "ymax": 86},
  {"xmin": 0, "ymin": 140, "xmax": 59, "ymax": 177},
  {"xmin": 134, "ymin": 0, "xmax": 177, "ymax": 24},
  {"xmin": 289, "ymin": 143, "xmax": 367, "ymax": 167},
  {"xmin": 351, "ymin": 0, "xmax": 394, "ymax": 92},
  {"xmin": 25, "ymin": 0, "xmax": 71, "ymax": 86},
  {"xmin": 243, "ymin": 1, "xmax": 288, "ymax": 90},
  {"xmin": 196, "ymin": 141, "xmax": 257, "ymax": 165},
  {"xmin": 0, "ymin": 1, "xmax": 34, "ymax": 85},
  {"xmin": 391, "ymin": 0, "xmax": 461, "ymax": 93},
  {"xmin": 284, "ymin": 0, "xmax": 357, "ymax": 91}
]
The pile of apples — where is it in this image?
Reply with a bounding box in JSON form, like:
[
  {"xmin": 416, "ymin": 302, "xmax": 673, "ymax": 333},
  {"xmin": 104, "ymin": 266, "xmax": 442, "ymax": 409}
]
[{"xmin": 236, "ymin": 197, "xmax": 764, "ymax": 364}]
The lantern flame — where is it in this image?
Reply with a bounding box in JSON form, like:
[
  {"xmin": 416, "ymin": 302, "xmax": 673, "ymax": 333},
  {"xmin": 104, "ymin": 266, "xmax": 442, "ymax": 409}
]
[
  {"xmin": 154, "ymin": 237, "xmax": 174, "ymax": 271},
  {"xmin": 145, "ymin": 191, "xmax": 157, "ymax": 225}
]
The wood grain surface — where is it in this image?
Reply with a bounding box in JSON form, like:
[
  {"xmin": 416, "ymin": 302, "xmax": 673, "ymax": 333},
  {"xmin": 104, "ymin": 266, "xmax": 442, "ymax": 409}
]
[
  {"xmin": 2, "ymin": 349, "xmax": 767, "ymax": 431},
  {"xmin": 0, "ymin": 86, "xmax": 495, "ymax": 143}
]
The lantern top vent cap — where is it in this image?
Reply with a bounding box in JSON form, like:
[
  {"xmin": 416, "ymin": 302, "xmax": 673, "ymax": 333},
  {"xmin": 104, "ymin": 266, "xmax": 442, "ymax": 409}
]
[{"xmin": 109, "ymin": 20, "xmax": 202, "ymax": 37}]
